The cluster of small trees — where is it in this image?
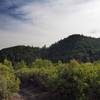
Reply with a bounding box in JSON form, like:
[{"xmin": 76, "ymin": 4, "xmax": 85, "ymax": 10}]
[{"xmin": 16, "ymin": 59, "xmax": 100, "ymax": 100}]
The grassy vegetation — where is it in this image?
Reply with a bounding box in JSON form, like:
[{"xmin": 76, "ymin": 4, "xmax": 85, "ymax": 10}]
[{"xmin": 1, "ymin": 59, "xmax": 100, "ymax": 100}]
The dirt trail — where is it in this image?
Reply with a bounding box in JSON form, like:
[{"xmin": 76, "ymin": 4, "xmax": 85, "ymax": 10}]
[{"xmin": 11, "ymin": 86, "xmax": 49, "ymax": 100}]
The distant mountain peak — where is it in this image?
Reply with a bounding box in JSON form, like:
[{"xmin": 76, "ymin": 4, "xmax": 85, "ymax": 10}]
[{"xmin": 67, "ymin": 34, "xmax": 90, "ymax": 40}]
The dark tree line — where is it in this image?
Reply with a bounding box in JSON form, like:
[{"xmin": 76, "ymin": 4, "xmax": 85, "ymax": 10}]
[{"xmin": 1, "ymin": 34, "xmax": 100, "ymax": 65}]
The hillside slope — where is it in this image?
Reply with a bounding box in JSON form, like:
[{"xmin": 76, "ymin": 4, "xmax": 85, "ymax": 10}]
[
  {"xmin": 47, "ymin": 34, "xmax": 100, "ymax": 62},
  {"xmin": 0, "ymin": 45, "xmax": 47, "ymax": 65},
  {"xmin": 0, "ymin": 34, "xmax": 100, "ymax": 64}
]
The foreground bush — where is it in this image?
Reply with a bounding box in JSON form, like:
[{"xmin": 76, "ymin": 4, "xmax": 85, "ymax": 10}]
[{"xmin": 0, "ymin": 63, "xmax": 20, "ymax": 100}]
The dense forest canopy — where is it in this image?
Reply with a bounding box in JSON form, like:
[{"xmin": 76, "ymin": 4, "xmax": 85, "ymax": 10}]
[{"xmin": 0, "ymin": 34, "xmax": 100, "ymax": 65}]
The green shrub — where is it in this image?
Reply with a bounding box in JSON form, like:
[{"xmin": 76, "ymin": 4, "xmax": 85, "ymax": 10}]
[
  {"xmin": 32, "ymin": 59, "xmax": 53, "ymax": 68},
  {"xmin": 0, "ymin": 63, "xmax": 20, "ymax": 100}
]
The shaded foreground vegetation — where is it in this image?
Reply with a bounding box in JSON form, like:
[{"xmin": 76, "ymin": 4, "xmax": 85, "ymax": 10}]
[{"xmin": 1, "ymin": 59, "xmax": 100, "ymax": 100}]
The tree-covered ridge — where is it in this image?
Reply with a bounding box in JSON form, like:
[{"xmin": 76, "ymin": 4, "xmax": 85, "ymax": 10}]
[
  {"xmin": 0, "ymin": 45, "xmax": 47, "ymax": 65},
  {"xmin": 1, "ymin": 34, "xmax": 100, "ymax": 64},
  {"xmin": 48, "ymin": 34, "xmax": 100, "ymax": 62}
]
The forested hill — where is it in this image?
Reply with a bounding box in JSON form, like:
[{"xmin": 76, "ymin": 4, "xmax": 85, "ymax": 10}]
[
  {"xmin": 1, "ymin": 34, "xmax": 100, "ymax": 64},
  {"xmin": 48, "ymin": 34, "xmax": 100, "ymax": 62},
  {"xmin": 0, "ymin": 45, "xmax": 47, "ymax": 65}
]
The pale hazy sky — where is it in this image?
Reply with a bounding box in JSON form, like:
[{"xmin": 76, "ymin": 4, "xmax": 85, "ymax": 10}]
[{"xmin": 0, "ymin": 0, "xmax": 100, "ymax": 49}]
